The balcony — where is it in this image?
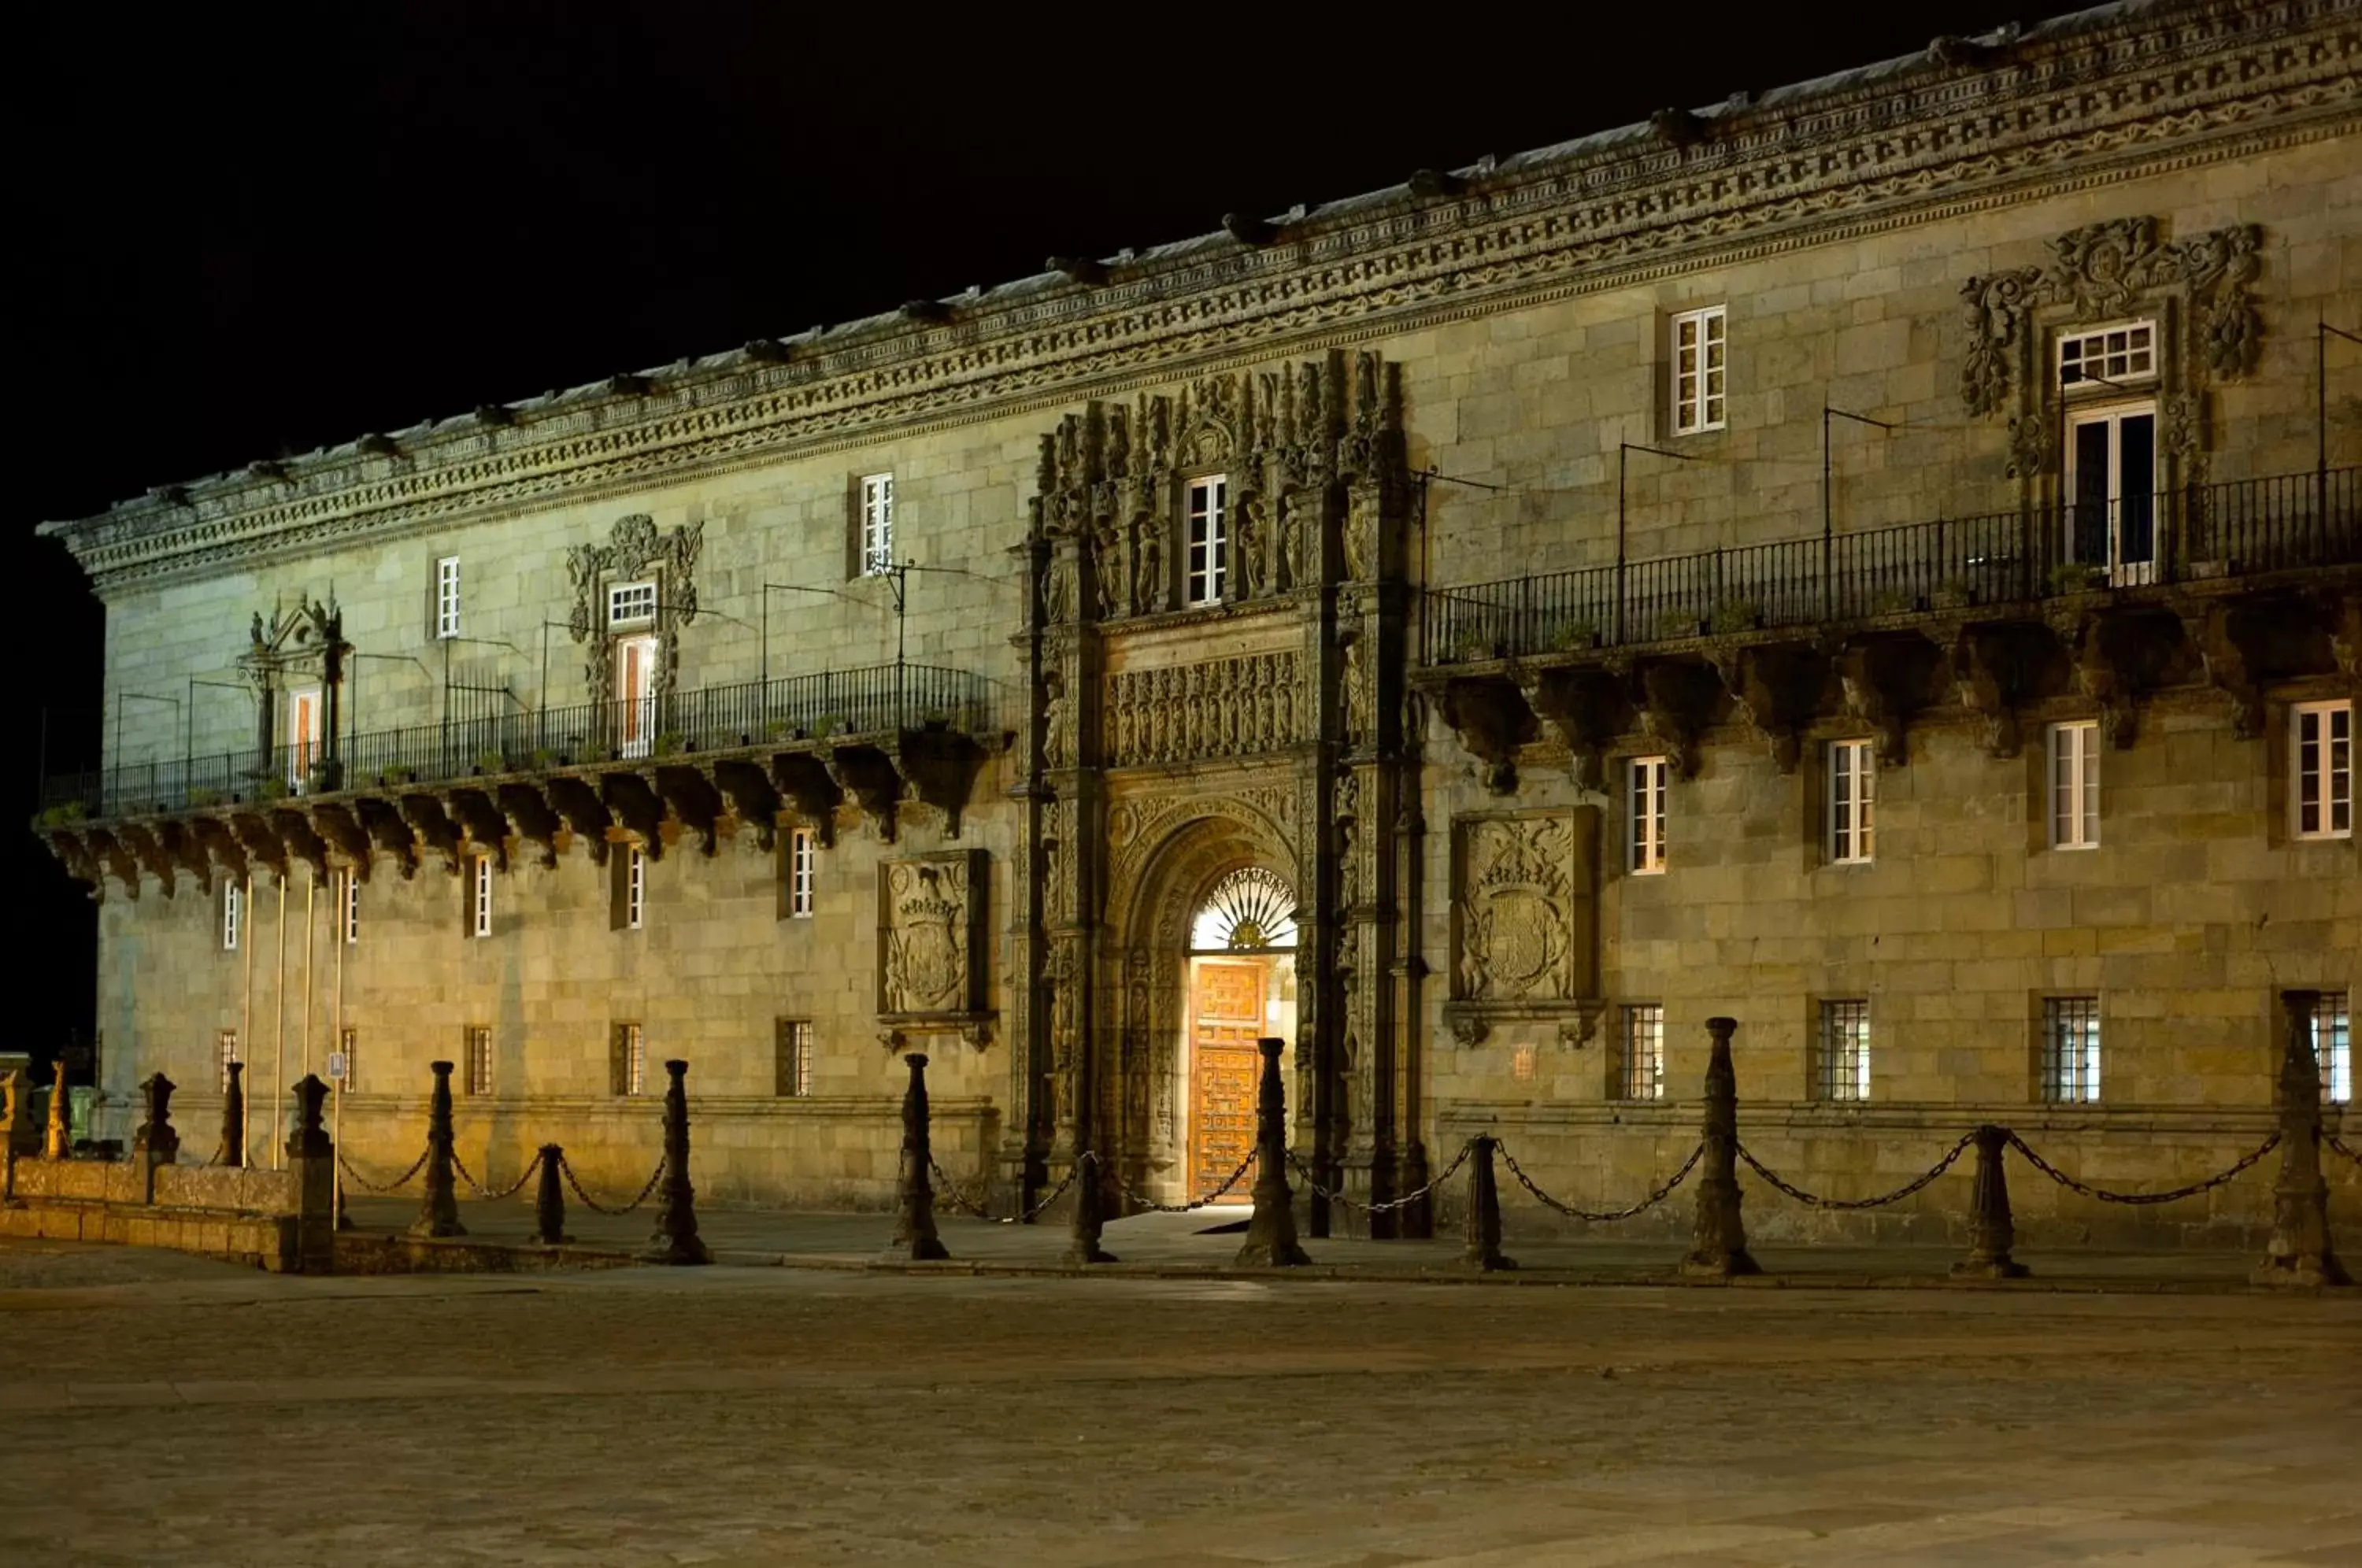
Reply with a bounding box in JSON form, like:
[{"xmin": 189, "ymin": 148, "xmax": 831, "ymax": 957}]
[
  {"xmin": 1415, "ymin": 468, "xmax": 2360, "ymax": 792},
  {"xmin": 37, "ymin": 661, "xmax": 1009, "ymax": 892}
]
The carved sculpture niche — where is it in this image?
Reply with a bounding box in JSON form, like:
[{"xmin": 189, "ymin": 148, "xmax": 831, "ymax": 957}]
[
  {"xmin": 1444, "ymin": 808, "xmax": 1601, "ymax": 1048},
  {"xmin": 877, "ymin": 849, "xmax": 991, "ymax": 1047},
  {"xmin": 1105, "ymin": 653, "xmax": 1301, "ymax": 767}
]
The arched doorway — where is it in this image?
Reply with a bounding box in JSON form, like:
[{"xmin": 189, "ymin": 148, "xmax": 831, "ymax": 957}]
[{"xmin": 1181, "ymin": 866, "xmax": 1298, "ymax": 1202}]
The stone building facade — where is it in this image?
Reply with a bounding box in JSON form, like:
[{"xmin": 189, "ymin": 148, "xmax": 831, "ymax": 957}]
[{"xmin": 36, "ymin": 0, "xmax": 2360, "ymax": 1247}]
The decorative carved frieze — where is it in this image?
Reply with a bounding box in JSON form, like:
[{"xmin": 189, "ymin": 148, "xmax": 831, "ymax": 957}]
[
  {"xmin": 878, "ymin": 850, "xmax": 989, "ymax": 1036},
  {"xmin": 1105, "ymin": 652, "xmax": 1301, "ymax": 767},
  {"xmin": 1444, "ymin": 807, "xmax": 1601, "ymax": 1046}
]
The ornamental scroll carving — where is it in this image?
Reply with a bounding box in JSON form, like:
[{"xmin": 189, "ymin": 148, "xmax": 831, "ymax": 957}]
[
  {"xmin": 1445, "ymin": 808, "xmax": 1601, "ymax": 1046},
  {"xmin": 877, "ymin": 849, "xmax": 990, "ymax": 1041},
  {"xmin": 1105, "ymin": 653, "xmax": 1300, "ymax": 767},
  {"xmin": 1958, "ymin": 218, "xmax": 2263, "ymax": 472},
  {"xmin": 566, "ymin": 513, "xmax": 705, "ymax": 706}
]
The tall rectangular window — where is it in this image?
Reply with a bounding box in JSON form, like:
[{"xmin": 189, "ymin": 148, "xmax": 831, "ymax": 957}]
[
  {"xmin": 217, "ymin": 1030, "xmax": 240, "ymax": 1093},
  {"xmin": 2042, "ymin": 996, "xmax": 2101, "ymax": 1104},
  {"xmin": 1615, "ymin": 1004, "xmax": 1665, "ymax": 1101},
  {"xmin": 2290, "ymin": 701, "xmax": 2353, "ymax": 840},
  {"xmin": 612, "ymin": 1023, "xmax": 646, "ymax": 1097},
  {"xmin": 470, "ymin": 855, "xmax": 492, "ymax": 939},
  {"xmin": 625, "ymin": 846, "xmax": 645, "ymax": 930},
  {"xmin": 776, "ymin": 1019, "xmax": 813, "ymax": 1098},
  {"xmin": 2049, "ymin": 720, "xmax": 2100, "ymax": 849},
  {"xmin": 1629, "ymin": 756, "xmax": 1668, "ymax": 875},
  {"xmin": 2314, "ymin": 992, "xmax": 2352, "ymax": 1107},
  {"xmin": 285, "ymin": 686, "xmax": 323, "ymax": 791},
  {"xmin": 464, "ymin": 1026, "xmax": 493, "ymax": 1096},
  {"xmin": 1670, "ymin": 305, "xmax": 1727, "ymax": 434},
  {"xmin": 860, "ymin": 472, "xmax": 895, "ymax": 577},
  {"xmin": 340, "ymin": 868, "xmax": 360, "ymax": 945},
  {"xmin": 339, "ymin": 1027, "xmax": 357, "ymax": 1093},
  {"xmin": 1828, "ymin": 740, "xmax": 1876, "ymax": 864},
  {"xmin": 222, "ymin": 878, "xmax": 242, "ymax": 952},
  {"xmin": 788, "ymin": 828, "xmax": 816, "ymax": 918},
  {"xmin": 435, "ymin": 556, "xmax": 461, "ymax": 639},
  {"xmin": 1817, "ymin": 1000, "xmax": 1871, "ymax": 1102},
  {"xmin": 1186, "ymin": 475, "xmax": 1228, "ymax": 606}
]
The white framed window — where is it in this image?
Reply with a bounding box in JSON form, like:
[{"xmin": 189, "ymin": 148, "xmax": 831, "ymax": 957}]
[
  {"xmin": 1818, "ymin": 1000, "xmax": 1871, "ymax": 1102},
  {"xmin": 626, "ymin": 846, "xmax": 646, "ymax": 931},
  {"xmin": 470, "ymin": 855, "xmax": 492, "ymax": 939},
  {"xmin": 1629, "ymin": 756, "xmax": 1668, "ymax": 875},
  {"xmin": 613, "ymin": 1022, "xmax": 646, "ymax": 1096},
  {"xmin": 2315, "ymin": 992, "xmax": 2352, "ymax": 1106},
  {"xmin": 615, "ymin": 634, "xmax": 660, "ymax": 760},
  {"xmin": 217, "ymin": 1030, "xmax": 240, "ymax": 1094},
  {"xmin": 1670, "ymin": 305, "xmax": 1727, "ymax": 435},
  {"xmin": 788, "ymin": 827, "xmax": 816, "ymax": 918},
  {"xmin": 776, "ymin": 1019, "xmax": 813, "ymax": 1097},
  {"xmin": 284, "ymin": 685, "xmax": 323, "ymax": 791},
  {"xmin": 606, "ymin": 580, "xmax": 657, "ymax": 631},
  {"xmin": 1616, "ymin": 1004, "xmax": 1665, "ymax": 1102},
  {"xmin": 1828, "ymin": 740, "xmax": 1876, "ymax": 864},
  {"xmin": 2067, "ymin": 402, "xmax": 2158, "ymax": 584},
  {"xmin": 2290, "ymin": 701, "xmax": 2353, "ymax": 840},
  {"xmin": 2042, "ymin": 996, "xmax": 2101, "ymax": 1104},
  {"xmin": 222, "ymin": 878, "xmax": 242, "ymax": 952},
  {"xmin": 2049, "ymin": 720, "xmax": 2100, "ymax": 850},
  {"xmin": 1186, "ymin": 475, "xmax": 1228, "ymax": 606},
  {"xmin": 435, "ymin": 556, "xmax": 461, "ymax": 639},
  {"xmin": 464, "ymin": 1026, "xmax": 493, "ymax": 1096},
  {"xmin": 2058, "ymin": 320, "xmax": 2156, "ymax": 388},
  {"xmin": 340, "ymin": 868, "xmax": 360, "ymax": 945},
  {"xmin": 860, "ymin": 472, "xmax": 895, "ymax": 577}
]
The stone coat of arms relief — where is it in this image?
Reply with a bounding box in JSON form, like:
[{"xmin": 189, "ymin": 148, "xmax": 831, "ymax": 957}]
[
  {"xmin": 1445, "ymin": 807, "xmax": 1602, "ymax": 1048},
  {"xmin": 878, "ymin": 849, "xmax": 990, "ymax": 1047}
]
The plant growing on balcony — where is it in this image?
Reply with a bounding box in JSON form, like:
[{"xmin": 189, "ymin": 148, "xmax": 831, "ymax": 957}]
[
  {"xmin": 1549, "ymin": 620, "xmax": 1601, "ymax": 652},
  {"xmin": 1709, "ymin": 598, "xmax": 1764, "ymax": 635},
  {"xmin": 1931, "ymin": 578, "xmax": 1976, "ymax": 609},
  {"xmin": 379, "ymin": 764, "xmax": 416, "ymax": 786},
  {"xmin": 1871, "ymin": 587, "xmax": 1919, "ymax": 616},
  {"xmin": 812, "ymin": 713, "xmax": 847, "ymax": 741},
  {"xmin": 37, "ymin": 801, "xmax": 89, "ymax": 828},
  {"xmin": 2047, "ymin": 561, "xmax": 2108, "ymax": 595},
  {"xmin": 256, "ymin": 778, "xmax": 289, "ymax": 803},
  {"xmin": 472, "ymin": 750, "xmax": 507, "ymax": 775},
  {"xmin": 1450, "ymin": 632, "xmax": 1498, "ymax": 664},
  {"xmin": 528, "ymin": 748, "xmax": 559, "ymax": 771},
  {"xmin": 762, "ymin": 719, "xmax": 792, "ymax": 741},
  {"xmin": 1657, "ymin": 609, "xmax": 1706, "ymax": 641},
  {"xmin": 185, "ymin": 787, "xmax": 221, "ymax": 808},
  {"xmin": 653, "ymin": 731, "xmax": 687, "ymax": 760}
]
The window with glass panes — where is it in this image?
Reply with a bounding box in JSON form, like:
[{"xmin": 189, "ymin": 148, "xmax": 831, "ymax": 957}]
[
  {"xmin": 776, "ymin": 1019, "xmax": 813, "ymax": 1097},
  {"xmin": 859, "ymin": 473, "xmax": 894, "ymax": 577},
  {"xmin": 2313, "ymin": 992, "xmax": 2352, "ymax": 1106},
  {"xmin": 612, "ymin": 1023, "xmax": 646, "ymax": 1096},
  {"xmin": 1186, "ymin": 475, "xmax": 1228, "ymax": 605},
  {"xmin": 1670, "ymin": 306, "xmax": 1727, "ymax": 434},
  {"xmin": 2058, "ymin": 320, "xmax": 2156, "ymax": 386},
  {"xmin": 788, "ymin": 828, "xmax": 815, "ymax": 918},
  {"xmin": 1828, "ymin": 740, "xmax": 1876, "ymax": 864},
  {"xmin": 1629, "ymin": 757, "xmax": 1668, "ymax": 874},
  {"xmin": 1616, "ymin": 1004, "xmax": 1665, "ymax": 1101},
  {"xmin": 626, "ymin": 846, "xmax": 645, "ymax": 930},
  {"xmin": 222, "ymin": 878, "xmax": 242, "ymax": 951},
  {"xmin": 435, "ymin": 556, "xmax": 461, "ymax": 639},
  {"xmin": 464, "ymin": 1026, "xmax": 493, "ymax": 1096},
  {"xmin": 2042, "ymin": 997, "xmax": 2101, "ymax": 1104},
  {"xmin": 2290, "ymin": 701, "xmax": 2353, "ymax": 839},
  {"xmin": 1817, "ymin": 1000, "xmax": 1871, "ymax": 1101},
  {"xmin": 470, "ymin": 855, "xmax": 492, "ymax": 937},
  {"xmin": 217, "ymin": 1030, "xmax": 240, "ymax": 1093},
  {"xmin": 2050, "ymin": 720, "xmax": 2100, "ymax": 849}
]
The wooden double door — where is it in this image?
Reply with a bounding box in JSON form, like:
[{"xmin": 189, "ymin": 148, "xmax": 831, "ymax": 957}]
[{"xmin": 1188, "ymin": 958, "xmax": 1268, "ymax": 1202}]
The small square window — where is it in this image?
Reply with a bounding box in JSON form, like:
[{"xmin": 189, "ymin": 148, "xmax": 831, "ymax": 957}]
[
  {"xmin": 2059, "ymin": 320, "xmax": 2157, "ymax": 387},
  {"xmin": 1828, "ymin": 740, "xmax": 1876, "ymax": 864},
  {"xmin": 2290, "ymin": 701, "xmax": 2353, "ymax": 840},
  {"xmin": 435, "ymin": 556, "xmax": 461, "ymax": 640},
  {"xmin": 464, "ymin": 1026, "xmax": 494, "ymax": 1096},
  {"xmin": 1670, "ymin": 305, "xmax": 1727, "ymax": 434},
  {"xmin": 2041, "ymin": 997, "xmax": 2101, "ymax": 1104},
  {"xmin": 1817, "ymin": 1000, "xmax": 1871, "ymax": 1102},
  {"xmin": 2049, "ymin": 721, "xmax": 2100, "ymax": 849},
  {"xmin": 776, "ymin": 1019, "xmax": 813, "ymax": 1097},
  {"xmin": 1614, "ymin": 1004, "xmax": 1665, "ymax": 1101},
  {"xmin": 606, "ymin": 581, "xmax": 657, "ymax": 630},
  {"xmin": 1629, "ymin": 757, "xmax": 1669, "ymax": 875},
  {"xmin": 860, "ymin": 473, "xmax": 895, "ymax": 577}
]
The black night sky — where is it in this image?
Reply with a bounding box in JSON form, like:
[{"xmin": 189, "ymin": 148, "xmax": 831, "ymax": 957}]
[{"xmin": 12, "ymin": 3, "xmax": 2097, "ymax": 1071}]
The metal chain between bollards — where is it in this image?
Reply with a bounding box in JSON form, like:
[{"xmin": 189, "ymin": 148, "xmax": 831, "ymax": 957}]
[
  {"xmin": 2326, "ymin": 1132, "xmax": 2361, "ymax": 1168},
  {"xmin": 1286, "ymin": 1140, "xmax": 1474, "ymax": 1217},
  {"xmin": 1113, "ymin": 1147, "xmax": 1260, "ymax": 1214},
  {"xmin": 926, "ymin": 1155, "xmax": 995, "ymax": 1219},
  {"xmin": 1495, "ymin": 1140, "xmax": 1705, "ymax": 1223},
  {"xmin": 337, "ymin": 1146, "xmax": 431, "ymax": 1193},
  {"xmin": 1735, "ymin": 1132, "xmax": 1977, "ymax": 1211},
  {"xmin": 2004, "ymin": 1129, "xmax": 2281, "ymax": 1206},
  {"xmin": 556, "ymin": 1152, "xmax": 668, "ymax": 1216},
  {"xmin": 450, "ymin": 1147, "xmax": 546, "ymax": 1203},
  {"xmin": 1016, "ymin": 1155, "xmax": 1094, "ymax": 1222}
]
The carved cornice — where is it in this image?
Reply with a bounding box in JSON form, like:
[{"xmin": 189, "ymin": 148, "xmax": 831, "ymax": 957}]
[{"xmin": 46, "ymin": 2, "xmax": 2356, "ymax": 592}]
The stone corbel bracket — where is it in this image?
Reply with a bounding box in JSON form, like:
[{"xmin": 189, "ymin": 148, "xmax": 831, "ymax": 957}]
[
  {"xmin": 495, "ymin": 782, "xmax": 563, "ymax": 869},
  {"xmin": 1439, "ymin": 677, "xmax": 1537, "ymax": 794},
  {"xmin": 1441, "ymin": 999, "xmax": 1605, "ymax": 1048},
  {"xmin": 1708, "ymin": 640, "xmax": 1827, "ymax": 775},
  {"xmin": 1835, "ymin": 634, "xmax": 1942, "ymax": 767},
  {"xmin": 2187, "ymin": 590, "xmax": 2354, "ymax": 741},
  {"xmin": 44, "ymin": 828, "xmax": 104, "ymax": 897},
  {"xmin": 541, "ymin": 775, "xmax": 613, "ymax": 864},
  {"xmin": 1636, "ymin": 660, "xmax": 1724, "ymax": 780},
  {"xmin": 115, "ymin": 822, "xmax": 176, "ymax": 895},
  {"xmin": 1519, "ymin": 665, "xmax": 1628, "ymax": 791},
  {"xmin": 896, "ymin": 730, "xmax": 990, "ymax": 839},
  {"xmin": 270, "ymin": 808, "xmax": 331, "ymax": 882},
  {"xmin": 228, "ymin": 809, "xmax": 289, "ymax": 882},
  {"xmin": 161, "ymin": 819, "xmax": 212, "ymax": 886},
  {"xmin": 309, "ymin": 803, "xmax": 374, "ymax": 880},
  {"xmin": 2053, "ymin": 605, "xmax": 2194, "ymax": 750},
  {"xmin": 599, "ymin": 772, "xmax": 668, "ymax": 859},
  {"xmin": 445, "ymin": 789, "xmax": 511, "ymax": 871},
  {"xmin": 1950, "ymin": 620, "xmax": 2063, "ymax": 759},
  {"xmin": 353, "ymin": 796, "xmax": 419, "ymax": 878},
  {"xmin": 653, "ymin": 765, "xmax": 724, "ymax": 856},
  {"xmin": 193, "ymin": 815, "xmax": 250, "ymax": 883},
  {"xmin": 770, "ymin": 753, "xmax": 843, "ymax": 848},
  {"xmin": 823, "ymin": 742, "xmax": 904, "ymax": 842},
  {"xmin": 398, "ymin": 793, "xmax": 465, "ymax": 874},
  {"xmin": 877, "ymin": 1013, "xmax": 997, "ymax": 1051},
  {"xmin": 709, "ymin": 760, "xmax": 783, "ymax": 851}
]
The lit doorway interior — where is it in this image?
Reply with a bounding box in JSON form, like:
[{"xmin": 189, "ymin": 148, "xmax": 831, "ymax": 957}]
[{"xmin": 1183, "ymin": 867, "xmax": 1298, "ymax": 1203}]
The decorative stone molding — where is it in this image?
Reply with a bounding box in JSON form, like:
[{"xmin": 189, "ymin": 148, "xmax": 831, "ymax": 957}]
[
  {"xmin": 877, "ymin": 849, "xmax": 990, "ymax": 1039},
  {"xmin": 1105, "ymin": 652, "xmax": 1300, "ymax": 767},
  {"xmin": 566, "ymin": 514, "xmax": 704, "ymax": 708},
  {"xmin": 1444, "ymin": 807, "xmax": 1601, "ymax": 1048}
]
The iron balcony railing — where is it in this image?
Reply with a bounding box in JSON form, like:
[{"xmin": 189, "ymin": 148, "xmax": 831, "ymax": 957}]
[
  {"xmin": 1422, "ymin": 466, "xmax": 2360, "ymax": 667},
  {"xmin": 42, "ymin": 661, "xmax": 1001, "ymax": 823}
]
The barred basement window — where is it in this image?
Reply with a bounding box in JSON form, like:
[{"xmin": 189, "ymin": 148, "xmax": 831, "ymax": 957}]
[
  {"xmin": 1670, "ymin": 305, "xmax": 1727, "ymax": 434},
  {"xmin": 1817, "ymin": 1000, "xmax": 1871, "ymax": 1102},
  {"xmin": 2058, "ymin": 320, "xmax": 2156, "ymax": 387},
  {"xmin": 1186, "ymin": 475, "xmax": 1228, "ymax": 606},
  {"xmin": 1828, "ymin": 740, "xmax": 1876, "ymax": 864},
  {"xmin": 464, "ymin": 1026, "xmax": 493, "ymax": 1096},
  {"xmin": 435, "ymin": 555, "xmax": 461, "ymax": 639},
  {"xmin": 217, "ymin": 1030, "xmax": 240, "ymax": 1093},
  {"xmin": 2041, "ymin": 997, "xmax": 2101, "ymax": 1104},
  {"xmin": 776, "ymin": 1019, "xmax": 813, "ymax": 1097},
  {"xmin": 612, "ymin": 1023, "xmax": 646, "ymax": 1097},
  {"xmin": 2290, "ymin": 701, "xmax": 2353, "ymax": 840},
  {"xmin": 788, "ymin": 828, "xmax": 815, "ymax": 918},
  {"xmin": 2315, "ymin": 992, "xmax": 2353, "ymax": 1107},
  {"xmin": 1629, "ymin": 756, "xmax": 1668, "ymax": 875},
  {"xmin": 859, "ymin": 472, "xmax": 895, "ymax": 577},
  {"xmin": 1615, "ymin": 1004, "xmax": 1665, "ymax": 1102},
  {"xmin": 222, "ymin": 878, "xmax": 242, "ymax": 952},
  {"xmin": 2049, "ymin": 720, "xmax": 2100, "ymax": 849}
]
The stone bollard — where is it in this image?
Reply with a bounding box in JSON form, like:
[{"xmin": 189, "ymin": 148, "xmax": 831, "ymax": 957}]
[
  {"xmin": 535, "ymin": 1143, "xmax": 572, "ymax": 1246},
  {"xmin": 1953, "ymin": 1124, "xmax": 2028, "ymax": 1279},
  {"xmin": 131, "ymin": 1072, "xmax": 180, "ymax": 1204},
  {"xmin": 3, "ymin": 1066, "xmax": 36, "ymax": 1156},
  {"xmin": 409, "ymin": 1060, "xmax": 465, "ymax": 1239},
  {"xmin": 646, "ymin": 1060, "xmax": 712, "ymax": 1265},
  {"xmin": 1063, "ymin": 1145, "xmax": 1117, "ymax": 1266},
  {"xmin": 1680, "ymin": 1017, "xmax": 1760, "ymax": 1278},
  {"xmin": 882, "ymin": 1053, "xmax": 950, "ymax": 1262},
  {"xmin": 2253, "ymin": 990, "xmax": 2351, "ymax": 1289},
  {"xmin": 220, "ymin": 1061, "xmax": 246, "ymax": 1169},
  {"xmin": 285, "ymin": 1074, "xmax": 335, "ymax": 1272},
  {"xmin": 43, "ymin": 1058, "xmax": 72, "ymax": 1160},
  {"xmin": 1235, "ymin": 1037, "xmax": 1311, "ymax": 1267},
  {"xmin": 1461, "ymin": 1134, "xmax": 1516, "ymax": 1272}
]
